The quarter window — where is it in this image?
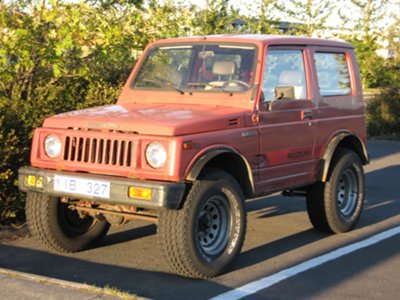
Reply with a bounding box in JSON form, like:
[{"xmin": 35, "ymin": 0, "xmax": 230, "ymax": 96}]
[{"xmin": 315, "ymin": 53, "xmax": 352, "ymax": 96}]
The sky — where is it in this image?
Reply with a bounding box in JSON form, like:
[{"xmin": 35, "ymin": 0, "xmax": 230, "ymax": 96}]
[{"xmin": 188, "ymin": 0, "xmax": 400, "ymax": 30}]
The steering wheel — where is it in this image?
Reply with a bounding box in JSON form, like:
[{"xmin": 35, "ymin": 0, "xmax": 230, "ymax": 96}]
[{"xmin": 222, "ymin": 80, "xmax": 251, "ymax": 89}]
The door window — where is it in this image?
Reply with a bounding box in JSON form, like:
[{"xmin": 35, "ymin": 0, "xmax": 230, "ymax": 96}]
[{"xmin": 262, "ymin": 49, "xmax": 307, "ymax": 101}]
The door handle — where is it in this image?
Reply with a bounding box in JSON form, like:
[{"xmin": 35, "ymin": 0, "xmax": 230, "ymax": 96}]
[{"xmin": 301, "ymin": 110, "xmax": 313, "ymax": 120}]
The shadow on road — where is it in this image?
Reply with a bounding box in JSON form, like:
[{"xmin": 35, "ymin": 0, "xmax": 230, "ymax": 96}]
[
  {"xmin": 359, "ymin": 164, "xmax": 400, "ymax": 228},
  {"xmin": 1, "ymin": 141, "xmax": 399, "ymax": 299},
  {"xmin": 231, "ymin": 162, "xmax": 400, "ymax": 273},
  {"xmin": 242, "ymin": 233, "xmax": 400, "ymax": 300},
  {"xmin": 0, "ymin": 244, "xmax": 229, "ymax": 300},
  {"xmin": 232, "ymin": 228, "xmax": 328, "ymax": 271},
  {"xmin": 246, "ymin": 194, "xmax": 305, "ymax": 217},
  {"xmin": 100, "ymin": 224, "xmax": 157, "ymax": 248}
]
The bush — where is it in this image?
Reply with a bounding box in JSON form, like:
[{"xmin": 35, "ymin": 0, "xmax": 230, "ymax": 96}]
[
  {"xmin": 366, "ymin": 87, "xmax": 400, "ymax": 137},
  {"xmin": 0, "ymin": 0, "xmax": 398, "ymax": 225},
  {"xmin": 0, "ymin": 0, "xmax": 195, "ymax": 225},
  {"xmin": 0, "ymin": 2, "xmax": 134, "ymax": 225}
]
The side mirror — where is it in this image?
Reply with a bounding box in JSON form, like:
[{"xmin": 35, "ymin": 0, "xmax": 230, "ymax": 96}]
[
  {"xmin": 259, "ymin": 91, "xmax": 265, "ymax": 102},
  {"xmin": 268, "ymin": 86, "xmax": 295, "ymax": 111}
]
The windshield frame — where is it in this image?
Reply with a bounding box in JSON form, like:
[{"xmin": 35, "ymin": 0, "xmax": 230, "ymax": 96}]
[{"xmin": 129, "ymin": 42, "xmax": 259, "ymax": 95}]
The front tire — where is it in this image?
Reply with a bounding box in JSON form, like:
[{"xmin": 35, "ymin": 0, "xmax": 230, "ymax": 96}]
[
  {"xmin": 158, "ymin": 169, "xmax": 246, "ymax": 278},
  {"xmin": 26, "ymin": 192, "xmax": 110, "ymax": 252},
  {"xmin": 306, "ymin": 148, "xmax": 365, "ymax": 233}
]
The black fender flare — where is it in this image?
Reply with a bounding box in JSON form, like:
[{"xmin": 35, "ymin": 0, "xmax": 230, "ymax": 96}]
[
  {"xmin": 319, "ymin": 133, "xmax": 369, "ymax": 182},
  {"xmin": 185, "ymin": 147, "xmax": 255, "ymax": 195}
]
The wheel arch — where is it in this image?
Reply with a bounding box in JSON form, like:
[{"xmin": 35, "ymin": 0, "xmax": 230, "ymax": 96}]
[
  {"xmin": 319, "ymin": 133, "xmax": 369, "ymax": 182},
  {"xmin": 185, "ymin": 147, "xmax": 254, "ymax": 198}
]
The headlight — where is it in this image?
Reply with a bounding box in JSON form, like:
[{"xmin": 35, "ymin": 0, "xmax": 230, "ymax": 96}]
[
  {"xmin": 145, "ymin": 142, "xmax": 167, "ymax": 168},
  {"xmin": 44, "ymin": 134, "xmax": 62, "ymax": 158}
]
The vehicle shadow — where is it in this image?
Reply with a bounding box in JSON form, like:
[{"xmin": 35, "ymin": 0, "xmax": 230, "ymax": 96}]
[
  {"xmin": 96, "ymin": 193, "xmax": 306, "ymax": 249},
  {"xmin": 0, "ymin": 244, "xmax": 228, "ymax": 300},
  {"xmin": 359, "ymin": 164, "xmax": 400, "ymax": 227},
  {"xmin": 246, "ymin": 194, "xmax": 305, "ymax": 217},
  {"xmin": 100, "ymin": 223, "xmax": 157, "ymax": 248},
  {"xmin": 85, "ymin": 162, "xmax": 400, "ymax": 279},
  {"xmin": 231, "ymin": 163, "xmax": 400, "ymax": 273},
  {"xmin": 1, "ymin": 144, "xmax": 398, "ymax": 299}
]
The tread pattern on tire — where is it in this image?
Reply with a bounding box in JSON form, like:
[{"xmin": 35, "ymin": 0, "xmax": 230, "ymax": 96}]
[
  {"xmin": 26, "ymin": 192, "xmax": 109, "ymax": 253},
  {"xmin": 307, "ymin": 148, "xmax": 365, "ymax": 233},
  {"xmin": 158, "ymin": 169, "xmax": 246, "ymax": 278}
]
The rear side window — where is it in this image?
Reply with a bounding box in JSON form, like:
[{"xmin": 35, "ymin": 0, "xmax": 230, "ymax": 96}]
[{"xmin": 314, "ymin": 53, "xmax": 351, "ymax": 96}]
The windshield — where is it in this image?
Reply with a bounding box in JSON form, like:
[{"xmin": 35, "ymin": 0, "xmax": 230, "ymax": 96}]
[{"xmin": 131, "ymin": 43, "xmax": 257, "ymax": 94}]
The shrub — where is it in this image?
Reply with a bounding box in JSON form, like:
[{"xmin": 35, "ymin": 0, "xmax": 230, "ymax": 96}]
[
  {"xmin": 366, "ymin": 87, "xmax": 400, "ymax": 137},
  {"xmin": 0, "ymin": 0, "xmax": 195, "ymax": 225},
  {"xmin": 0, "ymin": 2, "xmax": 134, "ymax": 225}
]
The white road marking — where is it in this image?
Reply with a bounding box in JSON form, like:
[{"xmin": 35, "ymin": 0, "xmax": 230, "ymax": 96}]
[{"xmin": 211, "ymin": 226, "xmax": 400, "ymax": 300}]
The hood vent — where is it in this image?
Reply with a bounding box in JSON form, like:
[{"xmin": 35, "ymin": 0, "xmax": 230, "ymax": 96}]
[{"xmin": 228, "ymin": 118, "xmax": 239, "ymax": 126}]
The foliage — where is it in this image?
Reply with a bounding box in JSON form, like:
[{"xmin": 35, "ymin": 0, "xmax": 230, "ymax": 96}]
[
  {"xmin": 0, "ymin": 0, "xmax": 398, "ymax": 225},
  {"xmin": 341, "ymin": 0, "xmax": 389, "ymax": 38},
  {"xmin": 338, "ymin": 0, "xmax": 391, "ymax": 88},
  {"xmin": 277, "ymin": 0, "xmax": 334, "ymax": 36},
  {"xmin": 344, "ymin": 36, "xmax": 386, "ymax": 88},
  {"xmin": 191, "ymin": 0, "xmax": 235, "ymax": 35},
  {"xmin": 386, "ymin": 17, "xmax": 400, "ymax": 63},
  {"xmin": 243, "ymin": 0, "xmax": 283, "ymax": 34},
  {"xmin": 366, "ymin": 87, "xmax": 400, "ymax": 137},
  {"xmin": 0, "ymin": 0, "xmax": 192, "ymax": 225}
]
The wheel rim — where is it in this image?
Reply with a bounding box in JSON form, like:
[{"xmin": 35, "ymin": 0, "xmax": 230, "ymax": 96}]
[
  {"xmin": 337, "ymin": 168, "xmax": 359, "ymax": 217},
  {"xmin": 196, "ymin": 195, "xmax": 231, "ymax": 258},
  {"xmin": 58, "ymin": 202, "xmax": 95, "ymax": 237}
]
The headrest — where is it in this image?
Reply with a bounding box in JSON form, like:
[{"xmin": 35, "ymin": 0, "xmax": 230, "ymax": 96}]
[
  {"xmin": 279, "ymin": 70, "xmax": 304, "ymax": 85},
  {"xmin": 212, "ymin": 61, "xmax": 235, "ymax": 76}
]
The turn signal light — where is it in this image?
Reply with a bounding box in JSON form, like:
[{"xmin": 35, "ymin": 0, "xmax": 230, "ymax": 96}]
[
  {"xmin": 25, "ymin": 175, "xmax": 44, "ymax": 188},
  {"xmin": 128, "ymin": 187, "xmax": 152, "ymax": 200},
  {"xmin": 183, "ymin": 141, "xmax": 195, "ymax": 151}
]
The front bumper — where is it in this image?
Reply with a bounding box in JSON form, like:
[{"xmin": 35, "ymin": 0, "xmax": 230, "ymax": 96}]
[{"xmin": 19, "ymin": 167, "xmax": 186, "ymax": 210}]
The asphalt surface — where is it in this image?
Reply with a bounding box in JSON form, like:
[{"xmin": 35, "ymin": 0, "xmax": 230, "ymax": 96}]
[
  {"xmin": 1, "ymin": 140, "xmax": 399, "ymax": 299},
  {"xmin": 0, "ymin": 270, "xmax": 122, "ymax": 300}
]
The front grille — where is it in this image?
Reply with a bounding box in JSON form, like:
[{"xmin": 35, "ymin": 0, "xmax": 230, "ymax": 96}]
[{"xmin": 63, "ymin": 136, "xmax": 134, "ymax": 167}]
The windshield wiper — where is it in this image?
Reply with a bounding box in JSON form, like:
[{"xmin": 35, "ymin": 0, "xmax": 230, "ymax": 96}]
[
  {"xmin": 188, "ymin": 82, "xmax": 233, "ymax": 96},
  {"xmin": 142, "ymin": 78, "xmax": 184, "ymax": 95}
]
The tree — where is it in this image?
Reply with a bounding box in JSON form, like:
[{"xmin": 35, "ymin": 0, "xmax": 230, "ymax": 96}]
[
  {"xmin": 244, "ymin": 0, "xmax": 283, "ymax": 34},
  {"xmin": 137, "ymin": 0, "xmax": 193, "ymax": 42},
  {"xmin": 86, "ymin": 0, "xmax": 144, "ymax": 8},
  {"xmin": 191, "ymin": 0, "xmax": 233, "ymax": 35},
  {"xmin": 341, "ymin": 0, "xmax": 389, "ymax": 40},
  {"xmin": 338, "ymin": 0, "xmax": 390, "ymax": 88},
  {"xmin": 386, "ymin": 15, "xmax": 400, "ymax": 64},
  {"xmin": 0, "ymin": 0, "xmax": 142, "ymax": 224},
  {"xmin": 0, "ymin": 0, "xmax": 207, "ymax": 225},
  {"xmin": 278, "ymin": 0, "xmax": 334, "ymax": 36}
]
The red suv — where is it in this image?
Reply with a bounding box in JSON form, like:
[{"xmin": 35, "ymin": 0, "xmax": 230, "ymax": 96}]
[{"xmin": 19, "ymin": 35, "xmax": 368, "ymax": 278}]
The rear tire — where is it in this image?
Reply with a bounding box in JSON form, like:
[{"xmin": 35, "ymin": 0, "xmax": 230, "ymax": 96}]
[
  {"xmin": 158, "ymin": 169, "xmax": 246, "ymax": 278},
  {"xmin": 26, "ymin": 192, "xmax": 110, "ymax": 252},
  {"xmin": 306, "ymin": 148, "xmax": 365, "ymax": 233}
]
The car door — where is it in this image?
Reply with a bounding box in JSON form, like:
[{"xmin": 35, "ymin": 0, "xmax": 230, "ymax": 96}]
[{"xmin": 256, "ymin": 46, "xmax": 317, "ymax": 192}]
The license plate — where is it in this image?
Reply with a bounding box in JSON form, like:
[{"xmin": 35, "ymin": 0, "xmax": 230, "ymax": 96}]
[{"xmin": 54, "ymin": 175, "xmax": 110, "ymax": 199}]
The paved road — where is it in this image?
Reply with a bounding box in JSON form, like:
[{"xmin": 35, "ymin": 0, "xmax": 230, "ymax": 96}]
[{"xmin": 1, "ymin": 140, "xmax": 399, "ymax": 299}]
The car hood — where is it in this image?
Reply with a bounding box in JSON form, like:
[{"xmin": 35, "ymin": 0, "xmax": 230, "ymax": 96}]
[{"xmin": 43, "ymin": 103, "xmax": 247, "ymax": 136}]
